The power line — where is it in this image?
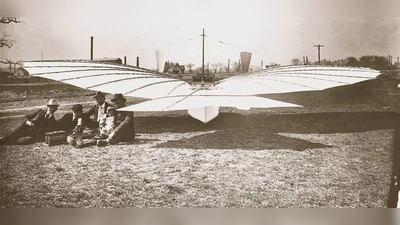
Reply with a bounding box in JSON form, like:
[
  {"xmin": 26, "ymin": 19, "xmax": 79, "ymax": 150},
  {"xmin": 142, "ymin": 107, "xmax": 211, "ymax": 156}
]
[{"xmin": 108, "ymin": 35, "xmax": 202, "ymax": 58}]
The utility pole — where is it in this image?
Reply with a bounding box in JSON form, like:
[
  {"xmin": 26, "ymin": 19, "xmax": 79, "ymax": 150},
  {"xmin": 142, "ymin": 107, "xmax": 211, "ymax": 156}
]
[
  {"xmin": 201, "ymin": 28, "xmax": 205, "ymax": 80},
  {"xmin": 314, "ymin": 44, "xmax": 324, "ymax": 65},
  {"xmin": 90, "ymin": 36, "xmax": 94, "ymax": 61}
]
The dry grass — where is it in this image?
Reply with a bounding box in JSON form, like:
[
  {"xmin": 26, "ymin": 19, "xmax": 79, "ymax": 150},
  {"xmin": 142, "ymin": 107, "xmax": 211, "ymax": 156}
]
[
  {"xmin": 0, "ymin": 130, "xmax": 393, "ymax": 207},
  {"xmin": 0, "ymin": 79, "xmax": 399, "ymax": 208}
]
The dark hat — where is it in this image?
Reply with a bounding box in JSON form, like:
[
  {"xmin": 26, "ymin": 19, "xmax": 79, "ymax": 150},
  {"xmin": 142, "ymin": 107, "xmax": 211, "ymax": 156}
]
[
  {"xmin": 111, "ymin": 93, "xmax": 126, "ymax": 102},
  {"xmin": 107, "ymin": 106, "xmax": 116, "ymax": 111},
  {"xmin": 93, "ymin": 91, "xmax": 105, "ymax": 98},
  {"xmin": 72, "ymin": 104, "xmax": 83, "ymax": 112}
]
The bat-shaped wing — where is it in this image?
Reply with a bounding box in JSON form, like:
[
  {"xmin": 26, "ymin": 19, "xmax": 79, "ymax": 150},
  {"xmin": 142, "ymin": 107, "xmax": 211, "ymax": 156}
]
[
  {"xmin": 215, "ymin": 66, "xmax": 380, "ymax": 95},
  {"xmin": 22, "ymin": 61, "xmax": 381, "ymax": 123},
  {"xmin": 21, "ymin": 60, "xmax": 192, "ymax": 99}
]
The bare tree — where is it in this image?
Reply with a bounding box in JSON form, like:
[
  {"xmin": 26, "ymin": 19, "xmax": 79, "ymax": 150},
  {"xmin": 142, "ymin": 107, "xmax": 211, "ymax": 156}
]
[
  {"xmin": 0, "ymin": 34, "xmax": 13, "ymax": 48},
  {"xmin": 291, "ymin": 58, "xmax": 301, "ymax": 65},
  {"xmin": 0, "ymin": 17, "xmax": 21, "ymax": 24},
  {"xmin": 211, "ymin": 64, "xmax": 218, "ymax": 73},
  {"xmin": 224, "ymin": 66, "xmax": 229, "ymax": 73},
  {"xmin": 269, "ymin": 62, "xmax": 280, "ymax": 67},
  {"xmin": 0, "ymin": 58, "xmax": 21, "ymax": 73},
  {"xmin": 216, "ymin": 63, "xmax": 224, "ymax": 73},
  {"xmin": 186, "ymin": 63, "xmax": 195, "ymax": 73},
  {"xmin": 0, "ymin": 17, "xmax": 22, "ymax": 49},
  {"xmin": 249, "ymin": 65, "xmax": 260, "ymax": 72},
  {"xmin": 231, "ymin": 61, "xmax": 241, "ymax": 72}
]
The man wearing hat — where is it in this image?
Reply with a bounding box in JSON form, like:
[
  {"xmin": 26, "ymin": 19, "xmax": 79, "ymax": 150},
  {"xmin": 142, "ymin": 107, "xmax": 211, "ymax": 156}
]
[
  {"xmin": 0, "ymin": 99, "xmax": 60, "ymax": 145},
  {"xmin": 97, "ymin": 93, "xmax": 135, "ymax": 146},
  {"xmin": 84, "ymin": 91, "xmax": 113, "ymax": 129},
  {"xmin": 58, "ymin": 104, "xmax": 95, "ymax": 148}
]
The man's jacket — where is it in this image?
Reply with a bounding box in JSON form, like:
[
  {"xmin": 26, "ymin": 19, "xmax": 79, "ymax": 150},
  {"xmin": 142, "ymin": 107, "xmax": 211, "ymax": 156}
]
[
  {"xmin": 84, "ymin": 102, "xmax": 113, "ymax": 124},
  {"xmin": 113, "ymin": 111, "xmax": 135, "ymax": 142},
  {"xmin": 57, "ymin": 113, "xmax": 95, "ymax": 134},
  {"xmin": 24, "ymin": 109, "xmax": 59, "ymax": 141}
]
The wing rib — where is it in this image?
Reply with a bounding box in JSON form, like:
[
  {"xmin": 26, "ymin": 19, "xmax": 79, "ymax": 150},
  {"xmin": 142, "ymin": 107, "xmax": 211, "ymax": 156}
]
[{"xmin": 162, "ymin": 88, "xmax": 201, "ymax": 111}]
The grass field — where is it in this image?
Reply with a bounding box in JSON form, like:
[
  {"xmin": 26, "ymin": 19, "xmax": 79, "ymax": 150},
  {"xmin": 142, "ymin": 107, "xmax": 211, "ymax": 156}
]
[{"xmin": 1, "ymin": 78, "xmax": 400, "ymax": 208}]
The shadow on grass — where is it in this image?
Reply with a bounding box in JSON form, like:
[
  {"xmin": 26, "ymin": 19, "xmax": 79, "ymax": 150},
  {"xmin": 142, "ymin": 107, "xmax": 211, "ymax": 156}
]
[
  {"xmin": 136, "ymin": 111, "xmax": 398, "ymax": 151},
  {"xmin": 137, "ymin": 111, "xmax": 400, "ymax": 207},
  {"xmin": 155, "ymin": 130, "xmax": 329, "ymax": 151}
]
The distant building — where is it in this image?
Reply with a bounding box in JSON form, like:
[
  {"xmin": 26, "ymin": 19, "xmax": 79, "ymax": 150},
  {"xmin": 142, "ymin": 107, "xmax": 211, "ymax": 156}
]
[
  {"xmin": 14, "ymin": 67, "xmax": 29, "ymax": 76},
  {"xmin": 92, "ymin": 58, "xmax": 122, "ymax": 64},
  {"xmin": 10, "ymin": 68, "xmax": 51, "ymax": 83},
  {"xmin": 163, "ymin": 62, "xmax": 185, "ymax": 74},
  {"xmin": 12, "ymin": 68, "xmax": 30, "ymax": 83},
  {"xmin": 0, "ymin": 72, "xmax": 12, "ymax": 84}
]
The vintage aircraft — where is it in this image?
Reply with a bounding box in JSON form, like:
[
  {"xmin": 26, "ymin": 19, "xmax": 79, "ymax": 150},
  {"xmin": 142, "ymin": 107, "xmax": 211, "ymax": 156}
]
[{"xmin": 21, "ymin": 60, "xmax": 380, "ymax": 123}]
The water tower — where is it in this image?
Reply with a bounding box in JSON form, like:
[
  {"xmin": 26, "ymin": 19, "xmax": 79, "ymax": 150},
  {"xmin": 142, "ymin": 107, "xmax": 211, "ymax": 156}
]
[
  {"xmin": 155, "ymin": 50, "xmax": 165, "ymax": 73},
  {"xmin": 240, "ymin": 52, "xmax": 252, "ymax": 73}
]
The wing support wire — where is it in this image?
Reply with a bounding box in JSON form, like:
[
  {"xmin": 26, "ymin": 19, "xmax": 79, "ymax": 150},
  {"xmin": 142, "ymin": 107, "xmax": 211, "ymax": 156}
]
[
  {"xmin": 255, "ymin": 71, "xmax": 373, "ymax": 79},
  {"xmin": 31, "ymin": 70, "xmax": 179, "ymax": 82},
  {"xmin": 121, "ymin": 79, "xmax": 188, "ymax": 96},
  {"xmin": 251, "ymin": 74, "xmax": 351, "ymax": 86},
  {"xmin": 222, "ymin": 77, "xmax": 319, "ymax": 91},
  {"xmin": 215, "ymin": 71, "xmax": 364, "ymax": 92},
  {"xmin": 23, "ymin": 60, "xmax": 154, "ymax": 73},
  {"xmin": 216, "ymin": 68, "xmax": 378, "ymax": 86},
  {"xmin": 29, "ymin": 68, "xmax": 117, "ymax": 76},
  {"xmin": 59, "ymin": 72, "xmax": 156, "ymax": 82},
  {"xmin": 248, "ymin": 65, "xmax": 379, "ymax": 74},
  {"xmin": 166, "ymin": 82, "xmax": 189, "ymax": 96},
  {"xmin": 25, "ymin": 62, "xmax": 181, "ymax": 80},
  {"xmin": 161, "ymin": 88, "xmax": 202, "ymax": 111},
  {"xmin": 84, "ymin": 76, "xmax": 176, "ymax": 89}
]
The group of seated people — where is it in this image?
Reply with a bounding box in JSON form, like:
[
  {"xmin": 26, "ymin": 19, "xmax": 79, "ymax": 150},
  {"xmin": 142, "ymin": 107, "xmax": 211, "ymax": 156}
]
[{"xmin": 0, "ymin": 91, "xmax": 135, "ymax": 148}]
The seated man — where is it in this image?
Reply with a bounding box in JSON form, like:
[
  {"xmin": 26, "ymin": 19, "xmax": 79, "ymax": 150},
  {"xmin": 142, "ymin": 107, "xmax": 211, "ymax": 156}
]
[
  {"xmin": 98, "ymin": 106, "xmax": 116, "ymax": 139},
  {"xmin": 0, "ymin": 99, "xmax": 60, "ymax": 145},
  {"xmin": 83, "ymin": 91, "xmax": 113, "ymax": 131},
  {"xmin": 58, "ymin": 104, "xmax": 95, "ymax": 148},
  {"xmin": 97, "ymin": 94, "xmax": 135, "ymax": 146}
]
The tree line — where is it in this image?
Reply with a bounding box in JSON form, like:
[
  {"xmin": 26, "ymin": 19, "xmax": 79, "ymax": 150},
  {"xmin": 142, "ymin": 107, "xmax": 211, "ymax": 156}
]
[
  {"xmin": 291, "ymin": 55, "xmax": 398, "ymax": 70},
  {"xmin": 179, "ymin": 55, "xmax": 397, "ymax": 74}
]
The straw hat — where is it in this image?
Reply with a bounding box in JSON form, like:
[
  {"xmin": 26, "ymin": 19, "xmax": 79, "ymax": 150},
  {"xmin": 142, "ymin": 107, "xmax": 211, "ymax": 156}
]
[{"xmin": 47, "ymin": 99, "xmax": 59, "ymax": 106}]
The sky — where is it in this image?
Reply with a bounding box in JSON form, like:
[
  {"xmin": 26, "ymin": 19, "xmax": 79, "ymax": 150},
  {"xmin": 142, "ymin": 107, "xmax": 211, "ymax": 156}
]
[{"xmin": 1, "ymin": 0, "xmax": 400, "ymax": 70}]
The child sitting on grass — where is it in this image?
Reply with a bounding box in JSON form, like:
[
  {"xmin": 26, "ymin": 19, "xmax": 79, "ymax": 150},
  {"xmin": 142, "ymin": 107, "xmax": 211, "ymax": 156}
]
[{"xmin": 98, "ymin": 106, "xmax": 116, "ymax": 139}]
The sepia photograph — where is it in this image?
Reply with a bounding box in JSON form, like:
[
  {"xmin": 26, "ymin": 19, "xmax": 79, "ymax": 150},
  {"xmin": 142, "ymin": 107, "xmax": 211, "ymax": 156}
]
[{"xmin": 1, "ymin": 0, "xmax": 400, "ymax": 217}]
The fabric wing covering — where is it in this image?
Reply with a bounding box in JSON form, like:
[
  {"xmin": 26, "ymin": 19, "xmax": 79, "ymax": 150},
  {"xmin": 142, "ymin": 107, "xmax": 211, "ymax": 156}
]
[
  {"xmin": 21, "ymin": 61, "xmax": 192, "ymax": 99},
  {"xmin": 21, "ymin": 61, "xmax": 381, "ymax": 123}
]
